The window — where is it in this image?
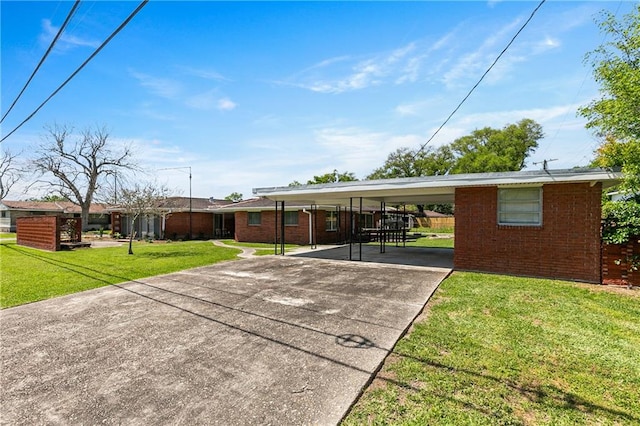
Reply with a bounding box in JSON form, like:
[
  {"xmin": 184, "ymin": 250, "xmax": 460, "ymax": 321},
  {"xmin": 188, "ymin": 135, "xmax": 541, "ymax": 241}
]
[
  {"xmin": 284, "ymin": 211, "xmax": 298, "ymax": 226},
  {"xmin": 359, "ymin": 214, "xmax": 374, "ymax": 229},
  {"xmin": 498, "ymin": 187, "xmax": 542, "ymax": 226},
  {"xmin": 0, "ymin": 211, "xmax": 6, "ymax": 218},
  {"xmin": 248, "ymin": 212, "xmax": 261, "ymax": 226},
  {"xmin": 326, "ymin": 211, "xmax": 338, "ymax": 231}
]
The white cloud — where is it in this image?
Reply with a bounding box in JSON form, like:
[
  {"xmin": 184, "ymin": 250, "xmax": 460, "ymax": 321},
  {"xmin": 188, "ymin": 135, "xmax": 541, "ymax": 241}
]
[
  {"xmin": 287, "ymin": 41, "xmax": 428, "ymax": 94},
  {"xmin": 177, "ymin": 66, "xmax": 229, "ymax": 81},
  {"xmin": 217, "ymin": 98, "xmax": 237, "ymax": 111},
  {"xmin": 130, "ymin": 71, "xmax": 182, "ymax": 99},
  {"xmin": 40, "ymin": 19, "xmax": 100, "ymax": 51},
  {"xmin": 442, "ymin": 16, "xmax": 523, "ymax": 88}
]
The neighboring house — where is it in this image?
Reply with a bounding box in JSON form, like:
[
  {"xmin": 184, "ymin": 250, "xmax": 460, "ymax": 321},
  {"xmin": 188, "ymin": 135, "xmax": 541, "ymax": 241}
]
[
  {"xmin": 216, "ymin": 197, "xmax": 394, "ymax": 245},
  {"xmin": 109, "ymin": 197, "xmax": 235, "ymax": 240},
  {"xmin": 253, "ymin": 168, "xmax": 621, "ymax": 284},
  {"xmin": 0, "ymin": 200, "xmax": 110, "ymax": 232}
]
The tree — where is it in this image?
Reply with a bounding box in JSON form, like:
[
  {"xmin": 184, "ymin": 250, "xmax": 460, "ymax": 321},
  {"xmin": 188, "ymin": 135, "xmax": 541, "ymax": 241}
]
[
  {"xmin": 579, "ymin": 5, "xmax": 640, "ymax": 194},
  {"xmin": 448, "ymin": 119, "xmax": 543, "ymax": 174},
  {"xmin": 367, "ymin": 146, "xmax": 454, "ymax": 180},
  {"xmin": 0, "ymin": 149, "xmax": 21, "ymax": 200},
  {"xmin": 28, "ymin": 194, "xmax": 69, "ymax": 202},
  {"xmin": 307, "ymin": 170, "xmax": 357, "ymax": 184},
  {"xmin": 30, "ymin": 124, "xmax": 136, "ymax": 231},
  {"xmin": 117, "ymin": 182, "xmax": 171, "ymax": 255},
  {"xmin": 224, "ymin": 192, "xmax": 243, "ymax": 202},
  {"xmin": 289, "ymin": 170, "xmax": 358, "ymax": 187}
]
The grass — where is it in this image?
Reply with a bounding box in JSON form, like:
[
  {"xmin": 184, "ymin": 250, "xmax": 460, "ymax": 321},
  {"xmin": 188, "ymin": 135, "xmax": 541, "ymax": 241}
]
[
  {"xmin": 406, "ymin": 236, "xmax": 454, "ymax": 249},
  {"xmin": 0, "ymin": 241, "xmax": 240, "ymax": 308},
  {"xmin": 0, "ymin": 232, "xmax": 16, "ymax": 239},
  {"xmin": 220, "ymin": 239, "xmax": 298, "ymax": 250},
  {"xmin": 343, "ymin": 272, "xmax": 640, "ymax": 425},
  {"xmin": 410, "ymin": 226, "xmax": 454, "ymax": 234}
]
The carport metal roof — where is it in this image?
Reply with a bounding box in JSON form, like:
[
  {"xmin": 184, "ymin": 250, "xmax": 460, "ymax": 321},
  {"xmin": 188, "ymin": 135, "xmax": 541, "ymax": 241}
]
[{"xmin": 253, "ymin": 168, "xmax": 621, "ymax": 206}]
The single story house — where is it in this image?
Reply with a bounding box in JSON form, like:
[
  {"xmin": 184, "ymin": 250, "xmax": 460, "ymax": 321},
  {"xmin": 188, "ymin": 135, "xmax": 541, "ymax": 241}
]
[
  {"xmin": 215, "ymin": 197, "xmax": 401, "ymax": 245},
  {"xmin": 0, "ymin": 200, "xmax": 110, "ymax": 232},
  {"xmin": 253, "ymin": 168, "xmax": 621, "ymax": 284},
  {"xmin": 109, "ymin": 197, "xmax": 235, "ymax": 240}
]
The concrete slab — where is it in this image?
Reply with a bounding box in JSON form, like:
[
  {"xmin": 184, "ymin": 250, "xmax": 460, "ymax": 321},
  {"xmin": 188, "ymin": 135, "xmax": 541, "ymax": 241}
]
[{"xmin": 1, "ymin": 254, "xmax": 450, "ymax": 425}]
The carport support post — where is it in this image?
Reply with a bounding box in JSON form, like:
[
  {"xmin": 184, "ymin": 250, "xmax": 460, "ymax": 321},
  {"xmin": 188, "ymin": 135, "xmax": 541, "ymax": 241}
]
[
  {"xmin": 349, "ymin": 198, "xmax": 353, "ymax": 261},
  {"xmin": 274, "ymin": 200, "xmax": 278, "ymax": 255},
  {"xmin": 280, "ymin": 201, "xmax": 285, "ymax": 255},
  {"xmin": 313, "ymin": 204, "xmax": 318, "ymax": 249},
  {"xmin": 359, "ymin": 197, "xmax": 363, "ymax": 261},
  {"xmin": 380, "ymin": 201, "xmax": 386, "ymax": 254}
]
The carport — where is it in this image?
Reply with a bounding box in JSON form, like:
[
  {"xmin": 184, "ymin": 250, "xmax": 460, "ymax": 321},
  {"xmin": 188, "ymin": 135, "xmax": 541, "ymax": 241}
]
[{"xmin": 254, "ymin": 168, "xmax": 621, "ymax": 283}]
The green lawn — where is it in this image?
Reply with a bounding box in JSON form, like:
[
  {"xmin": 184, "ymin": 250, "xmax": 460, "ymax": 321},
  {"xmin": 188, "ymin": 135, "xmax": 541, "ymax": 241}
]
[
  {"xmin": 0, "ymin": 232, "xmax": 16, "ymax": 239},
  {"xmin": 343, "ymin": 272, "xmax": 640, "ymax": 425},
  {"xmin": 0, "ymin": 241, "xmax": 240, "ymax": 308},
  {"xmin": 406, "ymin": 236, "xmax": 454, "ymax": 249}
]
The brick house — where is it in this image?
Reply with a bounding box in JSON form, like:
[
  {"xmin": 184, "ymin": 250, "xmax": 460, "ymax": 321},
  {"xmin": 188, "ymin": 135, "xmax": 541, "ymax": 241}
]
[
  {"xmin": 253, "ymin": 168, "xmax": 621, "ymax": 284},
  {"xmin": 0, "ymin": 200, "xmax": 110, "ymax": 232},
  {"xmin": 216, "ymin": 197, "xmax": 388, "ymax": 245},
  {"xmin": 110, "ymin": 197, "xmax": 235, "ymax": 240}
]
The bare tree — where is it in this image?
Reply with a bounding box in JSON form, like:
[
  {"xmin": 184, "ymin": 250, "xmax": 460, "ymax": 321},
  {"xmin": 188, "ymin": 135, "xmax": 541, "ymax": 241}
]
[
  {"xmin": 117, "ymin": 182, "xmax": 171, "ymax": 255},
  {"xmin": 30, "ymin": 124, "xmax": 136, "ymax": 230},
  {"xmin": 0, "ymin": 149, "xmax": 21, "ymax": 200}
]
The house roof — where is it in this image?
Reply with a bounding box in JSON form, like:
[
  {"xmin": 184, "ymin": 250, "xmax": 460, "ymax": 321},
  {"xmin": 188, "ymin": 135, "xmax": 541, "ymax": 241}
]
[
  {"xmin": 0, "ymin": 201, "xmax": 110, "ymax": 214},
  {"xmin": 156, "ymin": 197, "xmax": 233, "ymax": 211},
  {"xmin": 253, "ymin": 168, "xmax": 622, "ymax": 207},
  {"xmin": 215, "ymin": 197, "xmax": 385, "ymax": 212}
]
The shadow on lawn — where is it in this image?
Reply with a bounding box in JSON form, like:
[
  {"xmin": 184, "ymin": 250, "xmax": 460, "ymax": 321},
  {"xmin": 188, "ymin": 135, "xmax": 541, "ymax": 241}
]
[
  {"xmin": 391, "ymin": 351, "xmax": 638, "ymax": 423},
  {"xmin": 10, "ymin": 244, "xmax": 631, "ymax": 423}
]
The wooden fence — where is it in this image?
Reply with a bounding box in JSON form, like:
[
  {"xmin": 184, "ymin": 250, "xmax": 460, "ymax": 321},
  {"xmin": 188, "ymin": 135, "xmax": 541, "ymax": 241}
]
[{"xmin": 415, "ymin": 216, "xmax": 455, "ymax": 230}]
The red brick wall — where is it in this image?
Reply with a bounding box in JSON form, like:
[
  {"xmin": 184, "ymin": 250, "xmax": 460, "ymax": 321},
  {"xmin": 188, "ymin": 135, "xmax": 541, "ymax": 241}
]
[
  {"xmin": 602, "ymin": 240, "xmax": 640, "ymax": 287},
  {"xmin": 16, "ymin": 216, "xmax": 60, "ymax": 251},
  {"xmin": 454, "ymin": 183, "xmax": 602, "ymax": 283},
  {"xmin": 235, "ymin": 210, "xmax": 351, "ymax": 245},
  {"xmin": 165, "ymin": 212, "xmax": 214, "ymax": 239}
]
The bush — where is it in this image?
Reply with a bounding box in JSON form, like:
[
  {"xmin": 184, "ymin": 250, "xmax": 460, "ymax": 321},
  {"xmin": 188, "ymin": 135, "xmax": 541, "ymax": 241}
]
[{"xmin": 601, "ymin": 200, "xmax": 640, "ymax": 244}]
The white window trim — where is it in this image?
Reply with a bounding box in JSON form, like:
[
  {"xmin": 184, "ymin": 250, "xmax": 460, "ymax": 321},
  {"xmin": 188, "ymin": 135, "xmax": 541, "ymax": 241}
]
[
  {"xmin": 326, "ymin": 211, "xmax": 338, "ymax": 231},
  {"xmin": 497, "ymin": 186, "xmax": 542, "ymax": 226}
]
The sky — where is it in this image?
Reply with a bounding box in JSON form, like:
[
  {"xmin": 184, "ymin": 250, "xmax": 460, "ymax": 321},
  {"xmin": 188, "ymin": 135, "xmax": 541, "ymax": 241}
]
[{"xmin": 1, "ymin": 0, "xmax": 637, "ymax": 201}]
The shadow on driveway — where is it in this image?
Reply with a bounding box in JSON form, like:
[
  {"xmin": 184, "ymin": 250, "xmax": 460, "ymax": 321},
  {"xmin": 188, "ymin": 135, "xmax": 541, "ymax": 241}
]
[{"xmin": 1, "ymin": 254, "xmax": 450, "ymax": 425}]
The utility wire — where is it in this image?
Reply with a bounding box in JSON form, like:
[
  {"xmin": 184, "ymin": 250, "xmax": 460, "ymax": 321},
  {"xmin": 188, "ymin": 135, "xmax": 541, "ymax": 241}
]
[
  {"xmin": 414, "ymin": 0, "xmax": 547, "ymax": 157},
  {"xmin": 0, "ymin": 0, "xmax": 149, "ymax": 144},
  {"xmin": 0, "ymin": 0, "xmax": 81, "ymax": 125}
]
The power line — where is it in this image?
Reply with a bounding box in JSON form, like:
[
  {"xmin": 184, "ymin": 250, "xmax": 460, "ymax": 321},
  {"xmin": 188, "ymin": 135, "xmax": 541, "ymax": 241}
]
[
  {"xmin": 414, "ymin": 0, "xmax": 547, "ymax": 157},
  {"xmin": 0, "ymin": 0, "xmax": 149, "ymax": 144},
  {"xmin": 0, "ymin": 0, "xmax": 81, "ymax": 125}
]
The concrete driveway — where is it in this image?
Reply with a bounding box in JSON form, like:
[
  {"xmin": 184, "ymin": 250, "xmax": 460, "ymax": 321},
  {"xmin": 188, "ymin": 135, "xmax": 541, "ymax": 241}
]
[{"xmin": 1, "ymin": 251, "xmax": 450, "ymax": 425}]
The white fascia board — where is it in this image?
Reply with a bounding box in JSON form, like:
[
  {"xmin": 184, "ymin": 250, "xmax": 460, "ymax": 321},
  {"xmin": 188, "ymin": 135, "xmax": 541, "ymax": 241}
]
[{"xmin": 253, "ymin": 169, "xmax": 621, "ymax": 202}]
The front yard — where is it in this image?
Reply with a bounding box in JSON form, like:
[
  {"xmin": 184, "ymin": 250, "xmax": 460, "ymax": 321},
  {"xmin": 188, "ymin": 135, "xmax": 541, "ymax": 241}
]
[
  {"xmin": 343, "ymin": 272, "xmax": 640, "ymax": 425},
  {"xmin": 0, "ymin": 241, "xmax": 240, "ymax": 308}
]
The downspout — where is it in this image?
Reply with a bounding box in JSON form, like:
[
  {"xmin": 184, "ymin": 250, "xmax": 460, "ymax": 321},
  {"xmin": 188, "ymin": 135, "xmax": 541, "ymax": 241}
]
[{"xmin": 302, "ymin": 208, "xmax": 312, "ymax": 246}]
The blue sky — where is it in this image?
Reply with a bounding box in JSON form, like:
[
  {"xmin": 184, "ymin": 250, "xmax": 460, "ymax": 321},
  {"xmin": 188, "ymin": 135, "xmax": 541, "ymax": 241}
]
[{"xmin": 1, "ymin": 1, "xmax": 636, "ymax": 200}]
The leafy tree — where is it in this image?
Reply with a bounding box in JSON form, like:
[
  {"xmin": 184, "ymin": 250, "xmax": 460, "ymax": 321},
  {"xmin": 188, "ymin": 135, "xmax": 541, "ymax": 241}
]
[
  {"xmin": 224, "ymin": 192, "xmax": 243, "ymax": 202},
  {"xmin": 367, "ymin": 146, "xmax": 454, "ymax": 180},
  {"xmin": 28, "ymin": 194, "xmax": 69, "ymax": 202},
  {"xmin": 30, "ymin": 124, "xmax": 136, "ymax": 231},
  {"xmin": 579, "ymin": 5, "xmax": 640, "ymax": 195},
  {"xmin": 448, "ymin": 119, "xmax": 543, "ymax": 173},
  {"xmin": 117, "ymin": 182, "xmax": 171, "ymax": 255},
  {"xmin": 579, "ymin": 5, "xmax": 640, "ymax": 142},
  {"xmin": 307, "ymin": 169, "xmax": 357, "ymax": 184},
  {"xmin": 0, "ymin": 149, "xmax": 21, "ymax": 200}
]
